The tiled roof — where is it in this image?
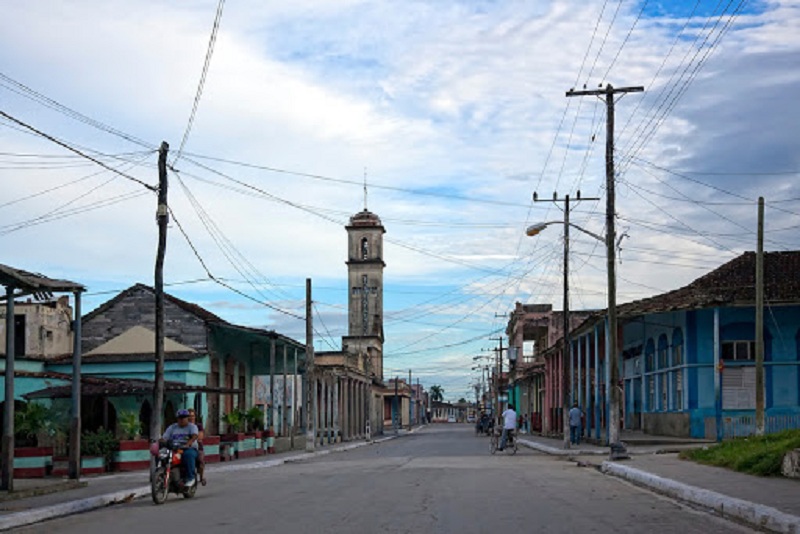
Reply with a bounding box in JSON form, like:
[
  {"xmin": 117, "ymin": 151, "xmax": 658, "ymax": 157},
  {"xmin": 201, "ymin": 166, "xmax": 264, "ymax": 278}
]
[{"xmin": 617, "ymin": 251, "xmax": 800, "ymax": 317}]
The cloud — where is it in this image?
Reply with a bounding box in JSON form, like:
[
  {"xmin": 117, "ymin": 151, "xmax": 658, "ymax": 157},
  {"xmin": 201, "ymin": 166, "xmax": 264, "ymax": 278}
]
[{"xmin": 1, "ymin": 0, "xmax": 798, "ymax": 395}]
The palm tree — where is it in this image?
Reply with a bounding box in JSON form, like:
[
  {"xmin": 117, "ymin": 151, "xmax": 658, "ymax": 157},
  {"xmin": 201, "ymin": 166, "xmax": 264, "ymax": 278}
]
[{"xmin": 430, "ymin": 385, "xmax": 444, "ymax": 403}]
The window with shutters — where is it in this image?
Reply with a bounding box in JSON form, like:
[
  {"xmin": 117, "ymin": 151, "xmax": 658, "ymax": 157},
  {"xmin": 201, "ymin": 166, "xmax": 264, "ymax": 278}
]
[{"xmin": 722, "ymin": 340, "xmax": 755, "ymax": 361}]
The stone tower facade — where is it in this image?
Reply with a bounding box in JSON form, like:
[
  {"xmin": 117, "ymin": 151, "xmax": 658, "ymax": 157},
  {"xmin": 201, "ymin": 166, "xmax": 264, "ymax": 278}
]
[{"xmin": 344, "ymin": 209, "xmax": 385, "ymax": 380}]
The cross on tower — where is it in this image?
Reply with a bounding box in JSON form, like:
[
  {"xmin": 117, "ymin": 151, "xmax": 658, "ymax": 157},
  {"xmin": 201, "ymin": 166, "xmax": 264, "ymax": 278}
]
[{"xmin": 352, "ymin": 274, "xmax": 378, "ymax": 336}]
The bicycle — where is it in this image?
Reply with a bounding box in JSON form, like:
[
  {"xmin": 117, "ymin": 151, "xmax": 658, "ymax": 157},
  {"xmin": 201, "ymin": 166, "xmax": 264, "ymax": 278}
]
[{"xmin": 490, "ymin": 428, "xmax": 518, "ymax": 455}]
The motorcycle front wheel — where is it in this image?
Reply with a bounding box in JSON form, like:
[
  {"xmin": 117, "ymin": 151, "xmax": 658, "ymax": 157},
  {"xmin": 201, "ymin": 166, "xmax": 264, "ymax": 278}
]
[{"xmin": 151, "ymin": 466, "xmax": 169, "ymax": 505}]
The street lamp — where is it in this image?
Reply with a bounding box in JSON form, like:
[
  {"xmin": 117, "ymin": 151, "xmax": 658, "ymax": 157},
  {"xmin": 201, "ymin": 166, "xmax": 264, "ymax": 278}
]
[{"xmin": 526, "ymin": 205, "xmax": 623, "ymax": 456}]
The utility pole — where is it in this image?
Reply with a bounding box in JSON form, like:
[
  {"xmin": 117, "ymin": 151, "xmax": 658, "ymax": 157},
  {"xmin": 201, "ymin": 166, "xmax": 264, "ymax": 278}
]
[
  {"xmin": 408, "ymin": 369, "xmax": 413, "ymax": 429},
  {"xmin": 151, "ymin": 141, "xmax": 169, "ymax": 450},
  {"xmin": 305, "ymin": 278, "xmax": 316, "ymax": 451},
  {"xmin": 489, "ymin": 337, "xmax": 504, "ymax": 426},
  {"xmin": 533, "ymin": 191, "xmax": 599, "ymax": 449},
  {"xmin": 755, "ymin": 197, "xmax": 765, "ymax": 435},
  {"xmin": 2, "ymin": 286, "xmax": 15, "ymax": 491},
  {"xmin": 393, "ymin": 376, "xmax": 399, "ymax": 435},
  {"xmin": 567, "ymin": 83, "xmax": 643, "ymax": 457}
]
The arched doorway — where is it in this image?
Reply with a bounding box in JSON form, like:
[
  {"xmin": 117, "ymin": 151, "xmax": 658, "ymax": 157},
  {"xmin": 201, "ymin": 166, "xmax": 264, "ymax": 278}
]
[
  {"xmin": 139, "ymin": 400, "xmax": 152, "ymax": 439},
  {"xmin": 164, "ymin": 400, "xmax": 176, "ymax": 430}
]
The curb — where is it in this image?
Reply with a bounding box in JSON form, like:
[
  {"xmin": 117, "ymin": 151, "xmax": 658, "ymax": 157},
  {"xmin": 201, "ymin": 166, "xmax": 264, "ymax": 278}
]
[
  {"xmin": 0, "ymin": 436, "xmax": 396, "ymax": 532},
  {"xmin": 518, "ymin": 438, "xmax": 607, "ymax": 456},
  {"xmin": 601, "ymin": 461, "xmax": 800, "ymax": 534},
  {"xmin": 0, "ymin": 486, "xmax": 150, "ymax": 532}
]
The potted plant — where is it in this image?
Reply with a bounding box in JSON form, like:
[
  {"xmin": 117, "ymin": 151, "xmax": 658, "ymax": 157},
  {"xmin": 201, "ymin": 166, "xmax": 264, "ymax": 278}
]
[
  {"xmin": 243, "ymin": 407, "xmax": 265, "ymax": 458},
  {"xmin": 113, "ymin": 411, "xmax": 150, "ymax": 471},
  {"xmin": 220, "ymin": 409, "xmax": 245, "ymax": 460},
  {"xmin": 13, "ymin": 402, "xmax": 54, "ymax": 478},
  {"xmin": 81, "ymin": 428, "xmax": 119, "ymax": 474}
]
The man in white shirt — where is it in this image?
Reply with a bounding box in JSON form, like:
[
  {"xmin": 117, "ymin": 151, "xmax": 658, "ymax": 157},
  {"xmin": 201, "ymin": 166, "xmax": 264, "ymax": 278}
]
[{"xmin": 499, "ymin": 404, "xmax": 517, "ymax": 451}]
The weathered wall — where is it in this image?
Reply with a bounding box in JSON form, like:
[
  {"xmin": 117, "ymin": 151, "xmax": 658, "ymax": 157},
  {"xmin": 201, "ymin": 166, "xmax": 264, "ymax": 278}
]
[
  {"xmin": 643, "ymin": 412, "xmax": 691, "ymax": 437},
  {"xmin": 0, "ymin": 296, "xmax": 73, "ymax": 358}
]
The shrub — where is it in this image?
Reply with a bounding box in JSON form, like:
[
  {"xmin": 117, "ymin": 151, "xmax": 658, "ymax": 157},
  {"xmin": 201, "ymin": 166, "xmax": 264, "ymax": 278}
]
[
  {"xmin": 681, "ymin": 429, "xmax": 800, "ymax": 477},
  {"xmin": 118, "ymin": 411, "xmax": 142, "ymax": 440},
  {"xmin": 81, "ymin": 428, "xmax": 119, "ymax": 467}
]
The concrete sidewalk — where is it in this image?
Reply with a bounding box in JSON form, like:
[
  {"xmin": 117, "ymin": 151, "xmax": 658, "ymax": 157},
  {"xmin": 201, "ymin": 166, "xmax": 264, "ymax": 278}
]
[
  {"xmin": 517, "ymin": 433, "xmax": 705, "ymax": 456},
  {"xmin": 0, "ymin": 436, "xmax": 396, "ymax": 532},
  {"xmin": 518, "ymin": 435, "xmax": 800, "ymax": 533}
]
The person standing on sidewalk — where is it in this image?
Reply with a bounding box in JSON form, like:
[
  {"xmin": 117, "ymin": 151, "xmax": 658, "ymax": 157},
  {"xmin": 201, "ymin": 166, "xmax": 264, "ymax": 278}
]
[{"xmin": 568, "ymin": 402, "xmax": 583, "ymax": 445}]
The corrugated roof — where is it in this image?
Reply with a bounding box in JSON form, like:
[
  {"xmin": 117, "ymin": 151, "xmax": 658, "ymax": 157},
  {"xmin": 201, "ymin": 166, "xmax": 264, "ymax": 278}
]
[
  {"xmin": 24, "ymin": 375, "xmax": 241, "ymax": 400},
  {"xmin": 0, "ymin": 263, "xmax": 84, "ymax": 298}
]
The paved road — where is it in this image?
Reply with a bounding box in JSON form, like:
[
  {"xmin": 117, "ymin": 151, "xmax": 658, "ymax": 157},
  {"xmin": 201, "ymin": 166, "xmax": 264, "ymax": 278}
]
[{"xmin": 15, "ymin": 426, "xmax": 753, "ymax": 533}]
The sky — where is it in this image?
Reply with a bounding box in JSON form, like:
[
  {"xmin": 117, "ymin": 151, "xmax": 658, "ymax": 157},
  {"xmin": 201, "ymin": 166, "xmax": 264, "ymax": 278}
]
[{"xmin": 1, "ymin": 0, "xmax": 799, "ymax": 402}]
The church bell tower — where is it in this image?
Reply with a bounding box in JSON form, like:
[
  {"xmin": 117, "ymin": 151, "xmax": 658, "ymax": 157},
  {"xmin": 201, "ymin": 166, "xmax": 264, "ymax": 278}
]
[{"xmin": 345, "ymin": 209, "xmax": 385, "ymax": 379}]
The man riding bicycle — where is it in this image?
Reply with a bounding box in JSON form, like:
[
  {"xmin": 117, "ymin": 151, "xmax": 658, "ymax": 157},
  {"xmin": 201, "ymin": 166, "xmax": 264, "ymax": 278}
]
[{"xmin": 498, "ymin": 403, "xmax": 517, "ymax": 451}]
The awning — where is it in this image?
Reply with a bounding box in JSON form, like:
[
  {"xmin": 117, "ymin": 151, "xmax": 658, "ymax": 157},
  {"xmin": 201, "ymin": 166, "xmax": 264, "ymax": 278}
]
[{"xmin": 24, "ymin": 375, "xmax": 241, "ymax": 400}]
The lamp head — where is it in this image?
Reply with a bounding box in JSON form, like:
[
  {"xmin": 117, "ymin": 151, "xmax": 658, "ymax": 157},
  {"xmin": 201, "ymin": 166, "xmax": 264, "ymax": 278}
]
[{"xmin": 525, "ymin": 223, "xmax": 549, "ymax": 237}]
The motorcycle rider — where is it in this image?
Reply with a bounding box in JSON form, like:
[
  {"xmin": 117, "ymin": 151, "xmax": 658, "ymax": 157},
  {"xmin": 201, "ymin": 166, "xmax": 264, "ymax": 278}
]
[{"xmin": 161, "ymin": 409, "xmax": 199, "ymax": 487}]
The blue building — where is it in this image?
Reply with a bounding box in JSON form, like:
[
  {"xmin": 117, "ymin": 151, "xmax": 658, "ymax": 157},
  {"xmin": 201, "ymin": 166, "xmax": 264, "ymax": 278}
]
[
  {"xmin": 617, "ymin": 251, "xmax": 800, "ymax": 439},
  {"xmin": 562, "ymin": 251, "xmax": 800, "ymax": 441}
]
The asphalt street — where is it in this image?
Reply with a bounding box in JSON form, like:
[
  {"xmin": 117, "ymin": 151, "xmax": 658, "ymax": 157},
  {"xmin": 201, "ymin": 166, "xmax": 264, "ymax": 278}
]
[{"xmin": 14, "ymin": 425, "xmax": 754, "ymax": 534}]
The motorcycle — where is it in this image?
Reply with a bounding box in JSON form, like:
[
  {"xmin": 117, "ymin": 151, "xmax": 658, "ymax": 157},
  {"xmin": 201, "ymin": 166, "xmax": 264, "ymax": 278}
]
[{"xmin": 150, "ymin": 440, "xmax": 199, "ymax": 504}]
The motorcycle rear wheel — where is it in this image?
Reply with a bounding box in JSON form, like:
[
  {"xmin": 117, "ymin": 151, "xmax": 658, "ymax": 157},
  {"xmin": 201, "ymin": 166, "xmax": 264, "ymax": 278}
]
[
  {"xmin": 151, "ymin": 467, "xmax": 169, "ymax": 505},
  {"xmin": 183, "ymin": 482, "xmax": 197, "ymax": 499}
]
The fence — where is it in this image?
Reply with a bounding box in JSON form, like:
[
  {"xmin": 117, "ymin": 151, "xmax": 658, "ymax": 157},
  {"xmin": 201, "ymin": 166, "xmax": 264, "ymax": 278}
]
[{"xmin": 722, "ymin": 414, "xmax": 800, "ymax": 439}]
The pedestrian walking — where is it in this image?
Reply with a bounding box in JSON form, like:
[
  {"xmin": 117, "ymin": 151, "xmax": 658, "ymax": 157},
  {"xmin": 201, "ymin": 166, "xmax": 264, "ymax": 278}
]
[{"xmin": 568, "ymin": 402, "xmax": 583, "ymax": 445}]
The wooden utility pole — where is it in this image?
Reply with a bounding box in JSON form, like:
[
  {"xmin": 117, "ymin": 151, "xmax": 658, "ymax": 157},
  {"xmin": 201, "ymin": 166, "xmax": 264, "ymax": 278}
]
[
  {"xmin": 408, "ymin": 369, "xmax": 413, "ymax": 429},
  {"xmin": 68, "ymin": 292, "xmax": 82, "ymax": 480},
  {"xmin": 567, "ymin": 84, "xmax": 643, "ymax": 456},
  {"xmin": 393, "ymin": 376, "xmax": 399, "ymax": 435},
  {"xmin": 151, "ymin": 141, "xmax": 169, "ymax": 446},
  {"xmin": 532, "ymin": 192, "xmax": 599, "ymax": 449},
  {"xmin": 755, "ymin": 197, "xmax": 765, "ymax": 436},
  {"xmin": 305, "ymin": 278, "xmax": 316, "ymax": 451},
  {"xmin": 1, "ymin": 286, "xmax": 15, "ymax": 491}
]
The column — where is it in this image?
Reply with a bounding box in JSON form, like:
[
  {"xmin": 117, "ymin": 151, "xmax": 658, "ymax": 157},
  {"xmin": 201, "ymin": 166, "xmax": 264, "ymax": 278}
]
[
  {"xmin": 585, "ymin": 334, "xmax": 591, "ymax": 438},
  {"xmin": 282, "ymin": 344, "xmax": 288, "ymax": 437},
  {"xmin": 575, "ymin": 337, "xmax": 586, "ymax": 410},
  {"xmin": 604, "ymin": 317, "xmax": 611, "ymax": 445},
  {"xmin": 269, "ymin": 339, "xmax": 276, "ymax": 433},
  {"xmin": 569, "ymin": 340, "xmax": 575, "ymax": 406},
  {"xmin": 594, "ymin": 326, "xmax": 601, "ymax": 440}
]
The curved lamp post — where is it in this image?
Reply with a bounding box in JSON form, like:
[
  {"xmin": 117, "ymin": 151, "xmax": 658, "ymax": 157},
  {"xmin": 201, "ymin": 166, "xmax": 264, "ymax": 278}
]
[{"xmin": 526, "ymin": 218, "xmax": 618, "ymax": 452}]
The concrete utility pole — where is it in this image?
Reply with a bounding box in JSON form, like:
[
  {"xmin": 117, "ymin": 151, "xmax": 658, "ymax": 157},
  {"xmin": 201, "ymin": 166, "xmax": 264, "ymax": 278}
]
[
  {"xmin": 152, "ymin": 141, "xmax": 169, "ymax": 446},
  {"xmin": 533, "ymin": 192, "xmax": 599, "ymax": 449},
  {"xmin": 305, "ymin": 278, "xmax": 316, "ymax": 451},
  {"xmin": 755, "ymin": 197, "xmax": 765, "ymax": 436},
  {"xmin": 567, "ymin": 83, "xmax": 643, "ymax": 457}
]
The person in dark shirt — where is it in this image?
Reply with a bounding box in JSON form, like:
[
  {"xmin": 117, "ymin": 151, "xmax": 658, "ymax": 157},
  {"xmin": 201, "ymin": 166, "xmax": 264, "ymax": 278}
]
[{"xmin": 188, "ymin": 409, "xmax": 206, "ymax": 485}]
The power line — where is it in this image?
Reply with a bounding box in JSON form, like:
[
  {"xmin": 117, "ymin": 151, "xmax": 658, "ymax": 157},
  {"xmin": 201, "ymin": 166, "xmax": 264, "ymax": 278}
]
[
  {"xmin": 0, "ymin": 109, "xmax": 157, "ymax": 191},
  {"xmin": 0, "ymin": 71, "xmax": 153, "ymax": 149},
  {"xmin": 182, "ymin": 152, "xmax": 537, "ymax": 209},
  {"xmin": 172, "ymin": 0, "xmax": 226, "ymax": 165}
]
